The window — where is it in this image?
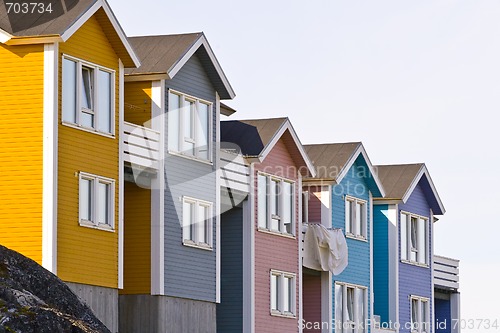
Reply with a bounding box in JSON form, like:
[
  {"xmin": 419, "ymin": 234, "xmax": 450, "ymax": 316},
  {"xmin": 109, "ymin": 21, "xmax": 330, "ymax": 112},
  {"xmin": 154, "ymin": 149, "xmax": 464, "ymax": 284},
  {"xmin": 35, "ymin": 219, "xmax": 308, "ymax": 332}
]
[
  {"xmin": 79, "ymin": 172, "xmax": 114, "ymax": 230},
  {"xmin": 345, "ymin": 196, "xmax": 367, "ymax": 239},
  {"xmin": 257, "ymin": 173, "xmax": 295, "ymax": 235},
  {"xmin": 401, "ymin": 212, "xmax": 428, "ymax": 264},
  {"xmin": 62, "ymin": 56, "xmax": 114, "ymax": 135},
  {"xmin": 335, "ymin": 282, "xmax": 367, "ymax": 333},
  {"xmin": 182, "ymin": 197, "xmax": 213, "ymax": 249},
  {"xmin": 168, "ymin": 90, "xmax": 212, "ymax": 161},
  {"xmin": 270, "ymin": 270, "xmax": 296, "ymax": 317},
  {"xmin": 410, "ymin": 296, "xmax": 430, "ymax": 333}
]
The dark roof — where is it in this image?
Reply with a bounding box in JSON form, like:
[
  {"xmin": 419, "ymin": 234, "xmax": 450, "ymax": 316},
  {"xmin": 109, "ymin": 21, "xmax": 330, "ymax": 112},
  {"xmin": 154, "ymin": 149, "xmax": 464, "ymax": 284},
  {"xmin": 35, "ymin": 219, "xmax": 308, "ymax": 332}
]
[
  {"xmin": 304, "ymin": 143, "xmax": 361, "ymax": 180},
  {"xmin": 221, "ymin": 118, "xmax": 287, "ymax": 156},
  {"xmin": 125, "ymin": 33, "xmax": 235, "ymax": 100},
  {"xmin": 375, "ymin": 164, "xmax": 423, "ymax": 199},
  {"xmin": 125, "ymin": 34, "xmax": 201, "ymax": 75},
  {"xmin": 0, "ymin": 0, "xmax": 97, "ymax": 36}
]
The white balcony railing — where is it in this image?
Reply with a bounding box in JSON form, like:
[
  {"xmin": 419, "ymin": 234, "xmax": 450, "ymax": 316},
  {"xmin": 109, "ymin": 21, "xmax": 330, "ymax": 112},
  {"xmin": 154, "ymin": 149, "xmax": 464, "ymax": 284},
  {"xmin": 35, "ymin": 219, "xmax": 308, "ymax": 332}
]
[
  {"xmin": 122, "ymin": 121, "xmax": 160, "ymax": 171},
  {"xmin": 434, "ymin": 255, "xmax": 460, "ymax": 290},
  {"xmin": 220, "ymin": 150, "xmax": 250, "ymax": 193}
]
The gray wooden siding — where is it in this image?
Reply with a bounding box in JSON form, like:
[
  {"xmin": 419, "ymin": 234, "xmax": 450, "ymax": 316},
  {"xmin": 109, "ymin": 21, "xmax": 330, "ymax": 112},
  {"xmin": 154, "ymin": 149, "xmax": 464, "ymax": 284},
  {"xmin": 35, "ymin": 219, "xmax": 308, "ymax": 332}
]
[
  {"xmin": 217, "ymin": 206, "xmax": 244, "ymax": 333},
  {"xmin": 164, "ymin": 53, "xmax": 218, "ymax": 302}
]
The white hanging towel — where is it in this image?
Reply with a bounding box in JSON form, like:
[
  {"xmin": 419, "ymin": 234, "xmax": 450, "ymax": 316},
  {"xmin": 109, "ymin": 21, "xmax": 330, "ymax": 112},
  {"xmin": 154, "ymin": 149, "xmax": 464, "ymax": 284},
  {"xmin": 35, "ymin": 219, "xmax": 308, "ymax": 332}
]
[{"xmin": 303, "ymin": 224, "xmax": 348, "ymax": 275}]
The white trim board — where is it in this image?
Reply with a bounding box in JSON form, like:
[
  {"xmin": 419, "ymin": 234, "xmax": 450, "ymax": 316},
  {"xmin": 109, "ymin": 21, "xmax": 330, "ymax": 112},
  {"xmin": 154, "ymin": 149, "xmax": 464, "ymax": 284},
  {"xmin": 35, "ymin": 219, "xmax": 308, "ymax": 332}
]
[
  {"xmin": 215, "ymin": 91, "xmax": 221, "ymax": 303},
  {"xmin": 42, "ymin": 42, "xmax": 59, "ymax": 273},
  {"xmin": 118, "ymin": 59, "xmax": 125, "ymax": 289}
]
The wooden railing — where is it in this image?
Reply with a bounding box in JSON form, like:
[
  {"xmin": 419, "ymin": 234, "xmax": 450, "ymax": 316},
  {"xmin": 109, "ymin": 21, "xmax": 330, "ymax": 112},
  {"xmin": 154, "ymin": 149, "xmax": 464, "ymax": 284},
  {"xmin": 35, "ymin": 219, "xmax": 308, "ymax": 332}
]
[
  {"xmin": 434, "ymin": 255, "xmax": 460, "ymax": 290},
  {"xmin": 122, "ymin": 121, "xmax": 160, "ymax": 171}
]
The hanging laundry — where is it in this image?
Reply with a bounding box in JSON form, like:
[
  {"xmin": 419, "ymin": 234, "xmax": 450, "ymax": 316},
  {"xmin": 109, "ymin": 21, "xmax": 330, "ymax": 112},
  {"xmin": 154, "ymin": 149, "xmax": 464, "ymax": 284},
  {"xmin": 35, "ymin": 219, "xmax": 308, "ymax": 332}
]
[{"xmin": 303, "ymin": 224, "xmax": 348, "ymax": 275}]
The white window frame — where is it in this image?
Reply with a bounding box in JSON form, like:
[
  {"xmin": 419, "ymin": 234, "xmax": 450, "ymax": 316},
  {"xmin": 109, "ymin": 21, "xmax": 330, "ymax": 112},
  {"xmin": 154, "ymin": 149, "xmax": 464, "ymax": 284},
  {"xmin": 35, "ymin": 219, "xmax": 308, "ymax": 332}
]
[
  {"xmin": 182, "ymin": 196, "xmax": 213, "ymax": 250},
  {"xmin": 345, "ymin": 195, "xmax": 368, "ymax": 240},
  {"xmin": 62, "ymin": 54, "xmax": 116, "ymax": 137},
  {"xmin": 410, "ymin": 296, "xmax": 430, "ymax": 333},
  {"xmin": 270, "ymin": 270, "xmax": 296, "ymax": 318},
  {"xmin": 78, "ymin": 172, "xmax": 115, "ymax": 231},
  {"xmin": 257, "ymin": 172, "xmax": 296, "ymax": 236},
  {"xmin": 334, "ymin": 282, "xmax": 368, "ymax": 333},
  {"xmin": 167, "ymin": 89, "xmax": 213, "ymax": 163},
  {"xmin": 400, "ymin": 211, "xmax": 429, "ymax": 266}
]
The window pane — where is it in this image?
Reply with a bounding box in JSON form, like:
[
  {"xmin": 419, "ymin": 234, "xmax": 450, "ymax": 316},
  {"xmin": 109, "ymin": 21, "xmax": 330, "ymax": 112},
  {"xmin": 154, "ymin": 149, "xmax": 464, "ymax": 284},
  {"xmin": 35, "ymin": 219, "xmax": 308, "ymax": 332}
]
[
  {"xmin": 81, "ymin": 66, "xmax": 93, "ymax": 110},
  {"xmin": 411, "ymin": 299, "xmax": 419, "ymax": 329},
  {"xmin": 168, "ymin": 93, "xmax": 180, "ymax": 151},
  {"xmin": 97, "ymin": 182, "xmax": 110, "ymax": 225},
  {"xmin": 422, "ymin": 300, "xmax": 429, "ymax": 332},
  {"xmin": 97, "ymin": 70, "xmax": 112, "ymax": 133},
  {"xmin": 198, "ymin": 205, "xmax": 209, "ymax": 244},
  {"xmin": 62, "ymin": 59, "xmax": 77, "ymax": 123},
  {"xmin": 184, "ymin": 100, "xmax": 194, "ymax": 139},
  {"xmin": 335, "ymin": 284, "xmax": 343, "ymax": 326},
  {"xmin": 345, "ymin": 199, "xmax": 351, "ymax": 233},
  {"xmin": 270, "ymin": 180, "xmax": 279, "ymax": 216},
  {"xmin": 401, "ymin": 213, "xmax": 407, "ymax": 260},
  {"xmin": 283, "ymin": 276, "xmax": 293, "ymax": 312},
  {"xmin": 257, "ymin": 175, "xmax": 268, "ymax": 228},
  {"xmin": 271, "ymin": 274, "xmax": 279, "ymax": 311},
  {"xmin": 197, "ymin": 102, "xmax": 209, "ymax": 160},
  {"xmin": 411, "ymin": 217, "xmax": 418, "ymax": 261},
  {"xmin": 356, "ymin": 288, "xmax": 365, "ymax": 331},
  {"xmin": 80, "ymin": 178, "xmax": 92, "ymax": 221},
  {"xmin": 80, "ymin": 112, "xmax": 94, "ymax": 128},
  {"xmin": 346, "ymin": 287, "xmax": 354, "ymax": 322},
  {"xmin": 283, "ymin": 182, "xmax": 293, "ymax": 234},
  {"xmin": 183, "ymin": 201, "xmax": 194, "ymax": 241},
  {"xmin": 418, "ymin": 218, "xmax": 427, "ymax": 264},
  {"xmin": 355, "ymin": 201, "xmax": 362, "ymax": 236}
]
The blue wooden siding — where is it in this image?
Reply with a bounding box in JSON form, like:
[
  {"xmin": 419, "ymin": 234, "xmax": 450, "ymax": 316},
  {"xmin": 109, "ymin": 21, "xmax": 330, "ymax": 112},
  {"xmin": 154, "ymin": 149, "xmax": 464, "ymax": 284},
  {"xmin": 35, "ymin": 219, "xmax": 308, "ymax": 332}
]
[
  {"xmin": 398, "ymin": 180, "xmax": 433, "ymax": 333},
  {"xmin": 217, "ymin": 206, "xmax": 244, "ymax": 333},
  {"xmin": 331, "ymin": 158, "xmax": 372, "ymax": 333},
  {"xmin": 435, "ymin": 298, "xmax": 451, "ymax": 333},
  {"xmin": 373, "ymin": 205, "xmax": 389, "ymax": 324},
  {"xmin": 163, "ymin": 53, "xmax": 218, "ymax": 302}
]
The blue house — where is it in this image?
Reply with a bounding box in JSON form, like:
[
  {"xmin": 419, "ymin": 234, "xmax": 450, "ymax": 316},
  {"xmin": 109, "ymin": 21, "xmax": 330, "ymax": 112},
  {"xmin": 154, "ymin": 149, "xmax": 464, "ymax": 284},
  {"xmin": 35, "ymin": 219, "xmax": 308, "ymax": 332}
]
[
  {"xmin": 120, "ymin": 33, "xmax": 236, "ymax": 333},
  {"xmin": 372, "ymin": 163, "xmax": 450, "ymax": 333},
  {"xmin": 303, "ymin": 142, "xmax": 385, "ymax": 333}
]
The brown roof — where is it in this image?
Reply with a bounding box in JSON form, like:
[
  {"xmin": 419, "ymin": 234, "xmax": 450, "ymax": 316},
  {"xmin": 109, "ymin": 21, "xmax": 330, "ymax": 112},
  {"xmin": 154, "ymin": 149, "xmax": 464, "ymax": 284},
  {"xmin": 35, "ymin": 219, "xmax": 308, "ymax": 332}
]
[
  {"xmin": 375, "ymin": 164, "xmax": 424, "ymax": 199},
  {"xmin": 125, "ymin": 33, "xmax": 201, "ymax": 75},
  {"xmin": 221, "ymin": 118, "xmax": 288, "ymax": 156},
  {"xmin": 0, "ymin": 0, "xmax": 98, "ymax": 36},
  {"xmin": 304, "ymin": 143, "xmax": 361, "ymax": 180}
]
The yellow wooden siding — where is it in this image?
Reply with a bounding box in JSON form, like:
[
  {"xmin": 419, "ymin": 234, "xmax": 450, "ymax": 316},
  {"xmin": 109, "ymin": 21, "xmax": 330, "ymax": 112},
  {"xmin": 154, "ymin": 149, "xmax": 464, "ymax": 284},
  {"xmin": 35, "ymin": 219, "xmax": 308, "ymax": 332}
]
[
  {"xmin": 0, "ymin": 43, "xmax": 44, "ymax": 263},
  {"xmin": 120, "ymin": 181, "xmax": 151, "ymax": 294},
  {"xmin": 57, "ymin": 12, "xmax": 121, "ymax": 288},
  {"xmin": 124, "ymin": 81, "xmax": 153, "ymax": 127}
]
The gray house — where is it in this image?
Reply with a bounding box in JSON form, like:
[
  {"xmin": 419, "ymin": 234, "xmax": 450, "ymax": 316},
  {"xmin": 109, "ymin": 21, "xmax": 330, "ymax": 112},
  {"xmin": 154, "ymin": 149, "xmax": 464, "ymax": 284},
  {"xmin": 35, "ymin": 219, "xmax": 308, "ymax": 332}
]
[{"xmin": 120, "ymin": 32, "xmax": 235, "ymax": 332}]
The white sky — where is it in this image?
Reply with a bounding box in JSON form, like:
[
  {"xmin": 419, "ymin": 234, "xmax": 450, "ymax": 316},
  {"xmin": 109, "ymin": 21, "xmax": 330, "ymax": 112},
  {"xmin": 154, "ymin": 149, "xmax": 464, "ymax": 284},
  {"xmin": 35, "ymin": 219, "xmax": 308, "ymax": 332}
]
[{"xmin": 109, "ymin": 0, "xmax": 500, "ymax": 330}]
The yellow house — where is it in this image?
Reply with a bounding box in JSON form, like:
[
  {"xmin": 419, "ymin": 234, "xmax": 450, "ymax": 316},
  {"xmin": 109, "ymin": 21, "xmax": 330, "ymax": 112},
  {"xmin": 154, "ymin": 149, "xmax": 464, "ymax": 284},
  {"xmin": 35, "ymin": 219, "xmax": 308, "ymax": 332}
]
[{"xmin": 0, "ymin": 1, "xmax": 140, "ymax": 331}]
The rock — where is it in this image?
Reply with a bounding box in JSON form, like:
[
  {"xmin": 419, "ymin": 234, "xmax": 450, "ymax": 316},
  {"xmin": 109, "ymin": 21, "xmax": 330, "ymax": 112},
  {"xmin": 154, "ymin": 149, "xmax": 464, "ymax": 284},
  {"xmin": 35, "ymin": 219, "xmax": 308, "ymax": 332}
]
[{"xmin": 0, "ymin": 245, "xmax": 110, "ymax": 333}]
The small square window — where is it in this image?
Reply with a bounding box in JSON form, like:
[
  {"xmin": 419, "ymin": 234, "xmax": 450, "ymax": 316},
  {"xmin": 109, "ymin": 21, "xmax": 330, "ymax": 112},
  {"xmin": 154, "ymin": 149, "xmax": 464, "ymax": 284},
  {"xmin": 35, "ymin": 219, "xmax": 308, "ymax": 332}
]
[
  {"xmin": 79, "ymin": 172, "xmax": 114, "ymax": 230},
  {"xmin": 401, "ymin": 212, "xmax": 428, "ymax": 264},
  {"xmin": 335, "ymin": 282, "xmax": 367, "ymax": 333},
  {"xmin": 345, "ymin": 196, "xmax": 367, "ymax": 239},
  {"xmin": 410, "ymin": 296, "xmax": 430, "ymax": 333},
  {"xmin": 270, "ymin": 270, "xmax": 296, "ymax": 317},
  {"xmin": 182, "ymin": 197, "xmax": 213, "ymax": 249}
]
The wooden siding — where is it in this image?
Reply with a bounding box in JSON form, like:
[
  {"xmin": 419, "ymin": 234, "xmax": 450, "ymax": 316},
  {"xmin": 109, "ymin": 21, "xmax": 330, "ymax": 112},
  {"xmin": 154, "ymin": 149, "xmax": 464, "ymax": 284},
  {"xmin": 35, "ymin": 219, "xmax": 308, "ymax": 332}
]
[
  {"xmin": 434, "ymin": 298, "xmax": 451, "ymax": 333},
  {"xmin": 331, "ymin": 158, "xmax": 372, "ymax": 332},
  {"xmin": 303, "ymin": 272, "xmax": 322, "ymax": 333},
  {"xmin": 124, "ymin": 81, "xmax": 153, "ymax": 126},
  {"xmin": 57, "ymin": 12, "xmax": 120, "ymax": 288},
  {"xmin": 120, "ymin": 182, "xmax": 151, "ymax": 294},
  {"xmin": 307, "ymin": 186, "xmax": 322, "ymax": 223},
  {"xmin": 254, "ymin": 138, "xmax": 301, "ymax": 333},
  {"xmin": 217, "ymin": 207, "xmax": 244, "ymax": 333},
  {"xmin": 373, "ymin": 204, "xmax": 390, "ymax": 324},
  {"xmin": 398, "ymin": 181, "xmax": 433, "ymax": 333},
  {"xmin": 0, "ymin": 43, "xmax": 44, "ymax": 263},
  {"xmin": 163, "ymin": 53, "xmax": 217, "ymax": 302}
]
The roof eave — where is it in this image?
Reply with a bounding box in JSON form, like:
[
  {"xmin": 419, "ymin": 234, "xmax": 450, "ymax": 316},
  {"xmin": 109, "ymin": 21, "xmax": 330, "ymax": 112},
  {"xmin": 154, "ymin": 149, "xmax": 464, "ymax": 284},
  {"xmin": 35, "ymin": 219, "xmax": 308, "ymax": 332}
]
[
  {"xmin": 4, "ymin": 34, "xmax": 63, "ymax": 45},
  {"xmin": 124, "ymin": 72, "xmax": 168, "ymax": 82}
]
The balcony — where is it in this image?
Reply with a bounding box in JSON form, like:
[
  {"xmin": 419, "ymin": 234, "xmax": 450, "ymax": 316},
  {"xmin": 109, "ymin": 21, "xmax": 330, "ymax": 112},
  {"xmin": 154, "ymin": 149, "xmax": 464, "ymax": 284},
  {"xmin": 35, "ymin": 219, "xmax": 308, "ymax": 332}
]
[
  {"xmin": 122, "ymin": 121, "xmax": 160, "ymax": 171},
  {"xmin": 220, "ymin": 150, "xmax": 250, "ymax": 193},
  {"xmin": 434, "ymin": 255, "xmax": 460, "ymax": 291}
]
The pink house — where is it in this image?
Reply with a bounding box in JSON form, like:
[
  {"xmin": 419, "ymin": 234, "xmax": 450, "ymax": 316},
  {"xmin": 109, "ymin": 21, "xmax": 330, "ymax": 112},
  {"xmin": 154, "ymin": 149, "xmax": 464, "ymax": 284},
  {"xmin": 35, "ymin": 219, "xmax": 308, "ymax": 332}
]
[{"xmin": 218, "ymin": 117, "xmax": 315, "ymax": 333}]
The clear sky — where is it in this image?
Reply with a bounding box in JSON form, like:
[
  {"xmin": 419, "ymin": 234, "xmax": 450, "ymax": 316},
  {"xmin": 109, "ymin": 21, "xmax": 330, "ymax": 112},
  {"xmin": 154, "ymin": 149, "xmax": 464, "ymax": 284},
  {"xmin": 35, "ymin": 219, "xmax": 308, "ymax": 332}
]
[{"xmin": 109, "ymin": 0, "xmax": 500, "ymax": 330}]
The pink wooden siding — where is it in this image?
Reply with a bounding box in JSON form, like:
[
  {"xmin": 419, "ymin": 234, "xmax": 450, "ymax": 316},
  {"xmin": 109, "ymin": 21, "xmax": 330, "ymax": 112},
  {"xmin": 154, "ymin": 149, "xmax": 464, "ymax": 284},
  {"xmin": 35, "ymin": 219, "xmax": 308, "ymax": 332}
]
[
  {"xmin": 307, "ymin": 186, "xmax": 322, "ymax": 223},
  {"xmin": 254, "ymin": 138, "xmax": 301, "ymax": 333},
  {"xmin": 303, "ymin": 273, "xmax": 322, "ymax": 333}
]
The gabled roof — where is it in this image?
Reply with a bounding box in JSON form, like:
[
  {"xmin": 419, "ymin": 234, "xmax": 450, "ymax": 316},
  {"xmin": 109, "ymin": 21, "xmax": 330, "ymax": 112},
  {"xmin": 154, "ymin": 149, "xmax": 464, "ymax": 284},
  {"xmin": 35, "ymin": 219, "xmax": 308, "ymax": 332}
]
[
  {"xmin": 303, "ymin": 142, "xmax": 385, "ymax": 197},
  {"xmin": 375, "ymin": 163, "xmax": 445, "ymax": 215},
  {"xmin": 125, "ymin": 33, "xmax": 235, "ymax": 100},
  {"xmin": 221, "ymin": 118, "xmax": 316, "ymax": 177},
  {"xmin": 0, "ymin": 0, "xmax": 140, "ymax": 67}
]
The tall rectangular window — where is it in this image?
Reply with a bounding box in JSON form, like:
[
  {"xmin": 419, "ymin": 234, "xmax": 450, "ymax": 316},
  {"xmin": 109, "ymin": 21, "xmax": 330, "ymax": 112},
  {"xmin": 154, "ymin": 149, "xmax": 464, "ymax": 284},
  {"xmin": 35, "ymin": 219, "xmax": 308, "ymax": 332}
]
[
  {"xmin": 79, "ymin": 172, "xmax": 114, "ymax": 230},
  {"xmin": 257, "ymin": 173, "xmax": 295, "ymax": 235},
  {"xmin": 167, "ymin": 90, "xmax": 212, "ymax": 161},
  {"xmin": 335, "ymin": 282, "xmax": 367, "ymax": 333},
  {"xmin": 62, "ymin": 56, "xmax": 115, "ymax": 135},
  {"xmin": 182, "ymin": 197, "xmax": 213, "ymax": 249},
  {"xmin": 410, "ymin": 296, "xmax": 430, "ymax": 333},
  {"xmin": 401, "ymin": 212, "xmax": 428, "ymax": 264},
  {"xmin": 270, "ymin": 270, "xmax": 296, "ymax": 317},
  {"xmin": 345, "ymin": 196, "xmax": 367, "ymax": 239}
]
